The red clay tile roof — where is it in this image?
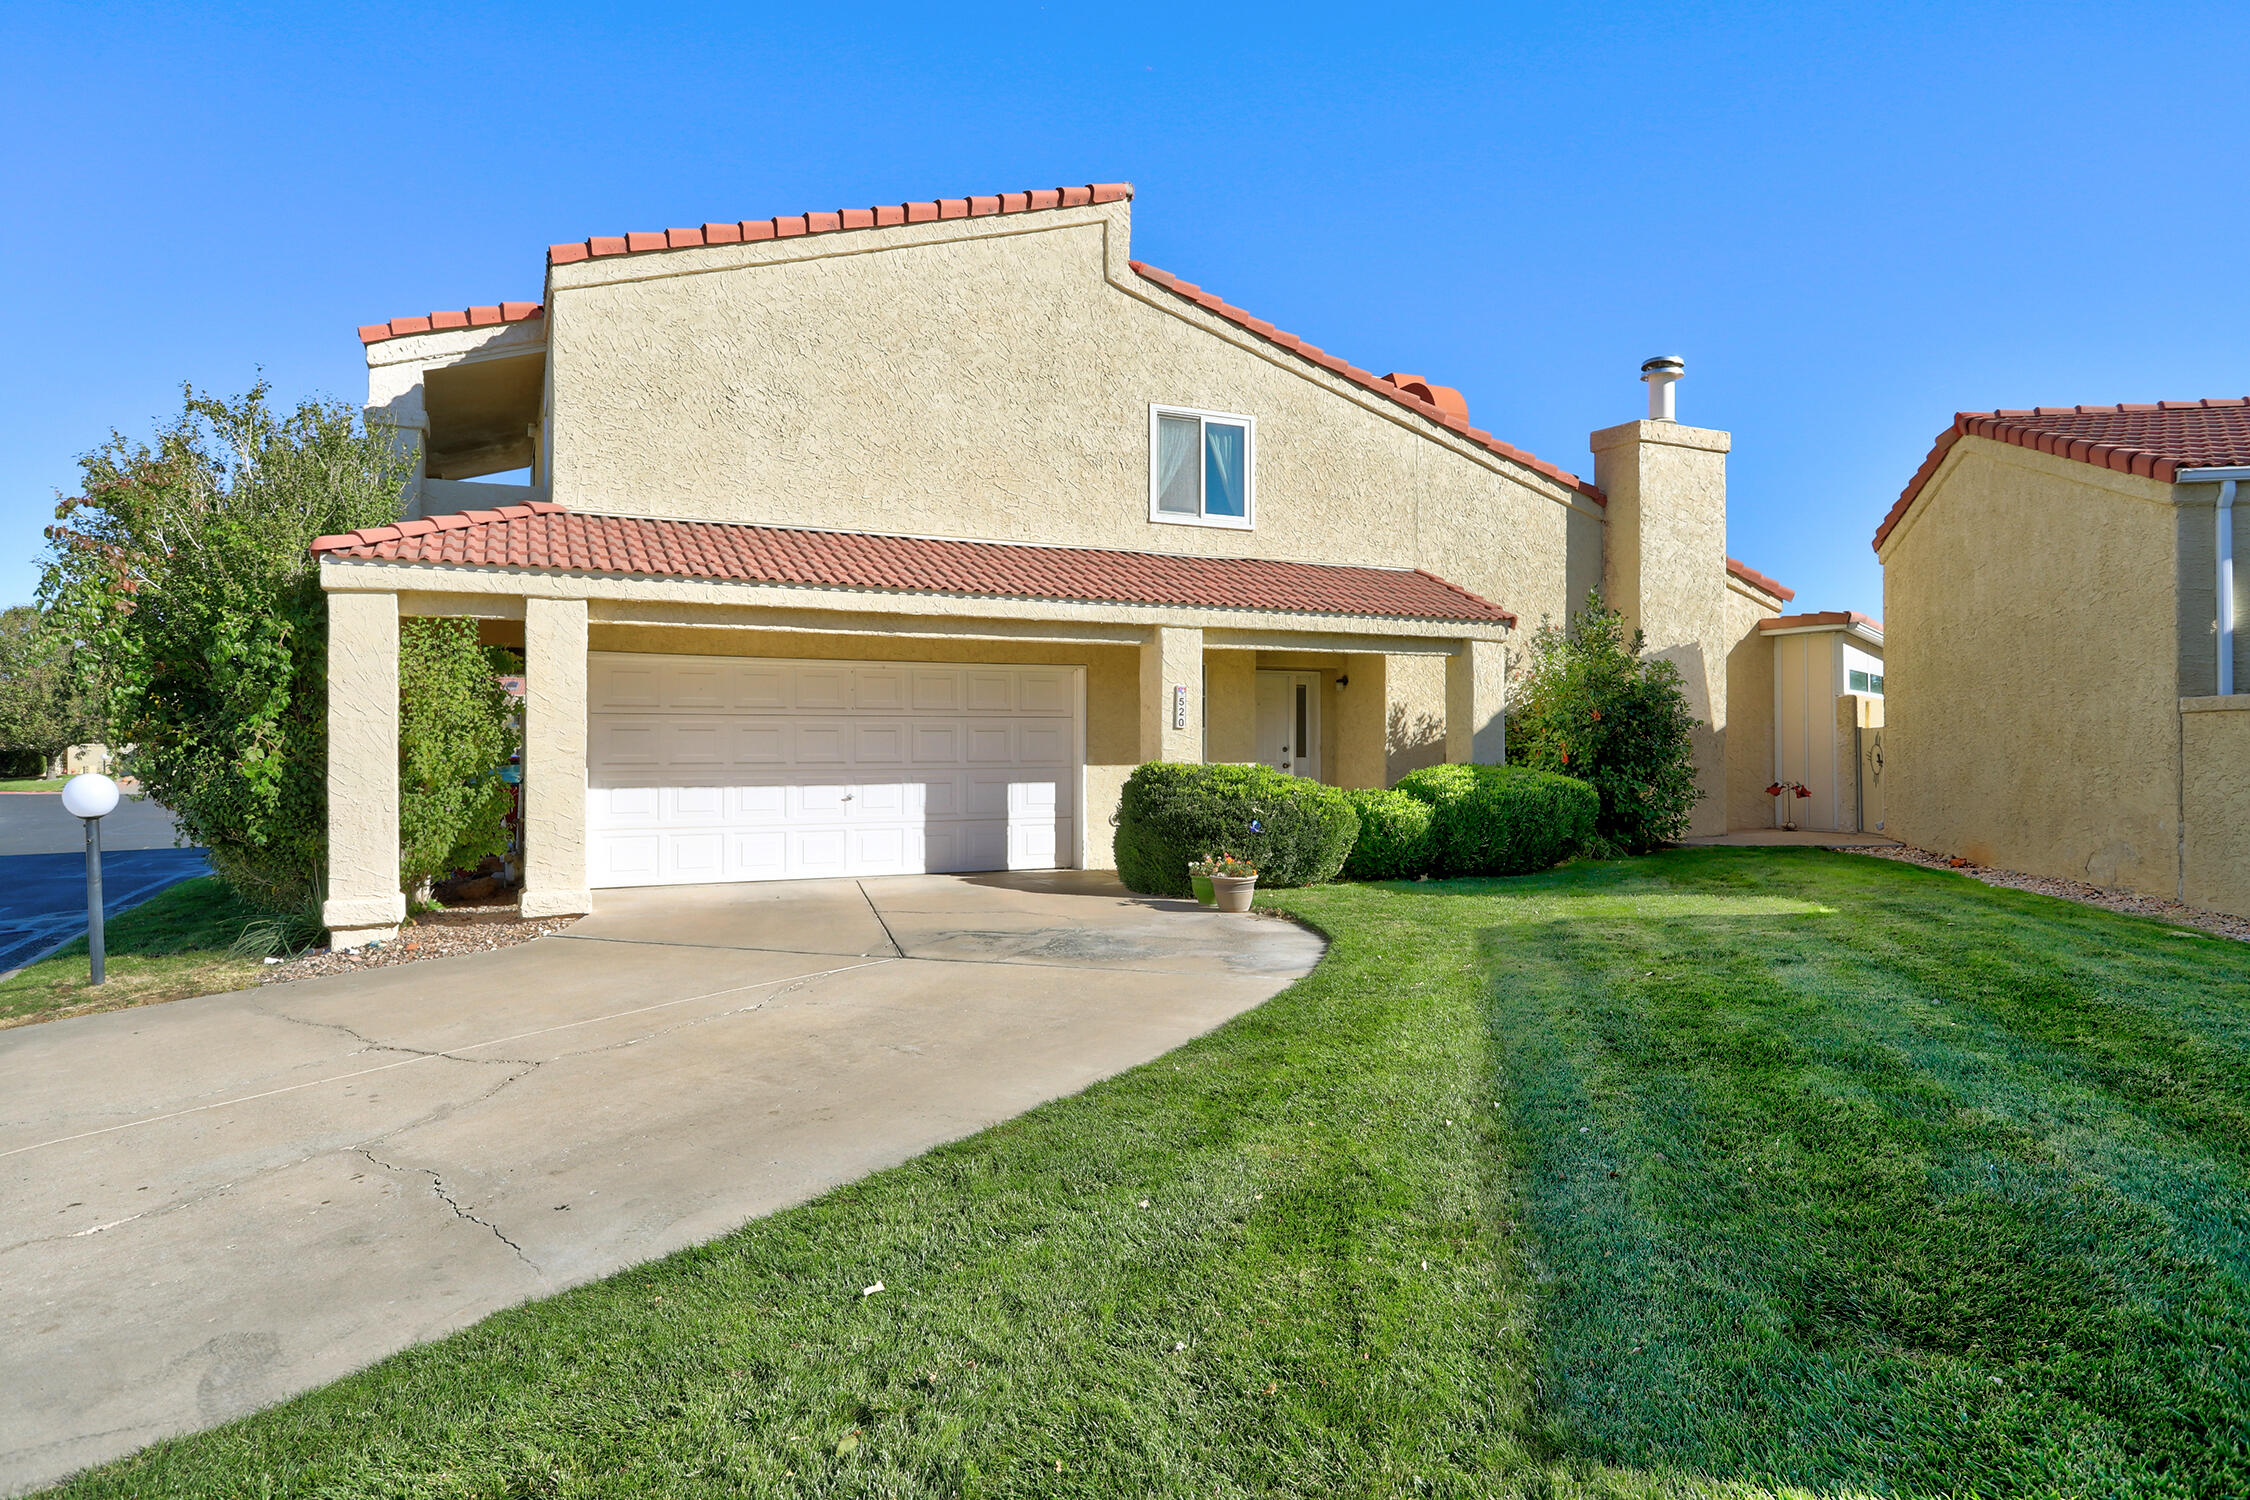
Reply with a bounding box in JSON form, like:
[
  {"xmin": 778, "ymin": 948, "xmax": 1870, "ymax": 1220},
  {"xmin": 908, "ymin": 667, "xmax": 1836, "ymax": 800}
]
[
  {"xmin": 309, "ymin": 505, "xmax": 1515, "ymax": 625},
  {"xmin": 1874, "ymin": 398, "xmax": 2250, "ymax": 551},
  {"xmin": 359, "ymin": 302, "xmax": 543, "ymax": 346},
  {"xmin": 1726, "ymin": 557, "xmax": 1795, "ymax": 602},
  {"xmin": 547, "ymin": 183, "xmax": 1135, "ymax": 267},
  {"xmin": 1128, "ymin": 260, "xmax": 1604, "ymax": 505},
  {"xmin": 1758, "ymin": 610, "xmax": 1881, "ymax": 634}
]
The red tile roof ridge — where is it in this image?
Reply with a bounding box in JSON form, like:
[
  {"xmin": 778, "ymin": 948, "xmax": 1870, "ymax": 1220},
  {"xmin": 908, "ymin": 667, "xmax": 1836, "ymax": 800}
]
[
  {"xmin": 1758, "ymin": 609, "xmax": 1881, "ymax": 633},
  {"xmin": 1873, "ymin": 397, "xmax": 2250, "ymax": 552},
  {"xmin": 548, "ymin": 183, "xmax": 1134, "ymax": 268},
  {"xmin": 309, "ymin": 506, "xmax": 1515, "ymax": 625},
  {"xmin": 1127, "ymin": 259, "xmax": 1605, "ymax": 507},
  {"xmin": 359, "ymin": 302, "xmax": 543, "ymax": 346},
  {"xmin": 1726, "ymin": 556, "xmax": 1795, "ymax": 602}
]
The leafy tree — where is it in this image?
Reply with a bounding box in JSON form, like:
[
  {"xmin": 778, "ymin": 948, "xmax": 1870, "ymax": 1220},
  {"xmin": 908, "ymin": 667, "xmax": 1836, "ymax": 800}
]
[
  {"xmin": 41, "ymin": 384, "xmax": 514, "ymax": 916},
  {"xmin": 1506, "ymin": 592, "xmax": 1701, "ymax": 855},
  {"xmin": 0, "ymin": 606, "xmax": 104, "ymax": 778}
]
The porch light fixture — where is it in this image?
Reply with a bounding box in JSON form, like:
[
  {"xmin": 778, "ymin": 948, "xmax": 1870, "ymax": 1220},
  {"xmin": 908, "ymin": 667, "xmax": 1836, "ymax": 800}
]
[{"xmin": 61, "ymin": 772, "xmax": 121, "ymax": 985}]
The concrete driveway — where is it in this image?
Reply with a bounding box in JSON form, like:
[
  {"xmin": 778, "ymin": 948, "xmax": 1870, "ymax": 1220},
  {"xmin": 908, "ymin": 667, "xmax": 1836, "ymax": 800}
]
[{"xmin": 0, "ymin": 871, "xmax": 1323, "ymax": 1493}]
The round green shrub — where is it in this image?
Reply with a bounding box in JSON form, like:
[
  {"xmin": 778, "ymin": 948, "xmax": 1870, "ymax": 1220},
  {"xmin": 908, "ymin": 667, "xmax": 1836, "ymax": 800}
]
[
  {"xmin": 1340, "ymin": 787, "xmax": 1436, "ymax": 881},
  {"xmin": 1113, "ymin": 762, "xmax": 1359, "ymax": 897},
  {"xmin": 1393, "ymin": 763, "xmax": 1596, "ymax": 876}
]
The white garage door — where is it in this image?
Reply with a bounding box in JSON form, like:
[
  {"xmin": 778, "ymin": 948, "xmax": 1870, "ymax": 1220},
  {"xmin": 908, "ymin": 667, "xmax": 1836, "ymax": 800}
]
[{"xmin": 586, "ymin": 654, "xmax": 1079, "ymax": 888}]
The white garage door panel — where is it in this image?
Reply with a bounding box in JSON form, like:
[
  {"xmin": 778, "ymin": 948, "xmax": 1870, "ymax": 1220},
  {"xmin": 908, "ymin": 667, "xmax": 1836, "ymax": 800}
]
[{"xmin": 587, "ymin": 655, "xmax": 1079, "ymax": 888}]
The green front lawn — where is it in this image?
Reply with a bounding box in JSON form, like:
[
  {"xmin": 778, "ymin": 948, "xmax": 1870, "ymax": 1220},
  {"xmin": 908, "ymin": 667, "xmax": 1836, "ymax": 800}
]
[
  {"xmin": 46, "ymin": 851, "xmax": 2250, "ymax": 1498},
  {"xmin": 0, "ymin": 877, "xmax": 267, "ymax": 1027},
  {"xmin": 0, "ymin": 776, "xmax": 68, "ymax": 792}
]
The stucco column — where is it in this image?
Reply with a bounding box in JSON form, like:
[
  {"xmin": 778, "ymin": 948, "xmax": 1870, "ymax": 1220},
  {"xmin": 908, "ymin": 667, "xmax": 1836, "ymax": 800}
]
[
  {"xmin": 1446, "ymin": 638, "xmax": 1507, "ymax": 765},
  {"xmin": 521, "ymin": 596, "xmax": 592, "ymax": 917},
  {"xmin": 322, "ymin": 590, "xmax": 404, "ymax": 946},
  {"xmin": 1139, "ymin": 626, "xmax": 1204, "ymax": 763}
]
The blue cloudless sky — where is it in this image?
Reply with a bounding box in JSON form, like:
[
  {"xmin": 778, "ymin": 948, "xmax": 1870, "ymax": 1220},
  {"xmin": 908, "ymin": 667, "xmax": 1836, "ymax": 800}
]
[{"xmin": 6, "ymin": 1, "xmax": 2248, "ymax": 616}]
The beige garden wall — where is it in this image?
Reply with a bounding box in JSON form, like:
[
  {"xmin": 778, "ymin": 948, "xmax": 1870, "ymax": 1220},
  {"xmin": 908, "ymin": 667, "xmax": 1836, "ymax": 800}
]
[
  {"xmin": 544, "ymin": 200, "xmax": 1596, "ymax": 768},
  {"xmin": 1879, "ymin": 437, "xmax": 2185, "ymax": 891}
]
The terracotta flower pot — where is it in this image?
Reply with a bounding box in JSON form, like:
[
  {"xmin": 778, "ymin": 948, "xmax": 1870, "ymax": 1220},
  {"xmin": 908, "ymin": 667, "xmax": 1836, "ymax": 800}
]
[
  {"xmin": 1191, "ymin": 874, "xmax": 1216, "ymax": 906},
  {"xmin": 1210, "ymin": 874, "xmax": 1257, "ymax": 912}
]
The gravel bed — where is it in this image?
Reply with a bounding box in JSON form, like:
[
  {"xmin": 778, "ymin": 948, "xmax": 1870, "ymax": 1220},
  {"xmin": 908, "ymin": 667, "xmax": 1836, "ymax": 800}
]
[
  {"xmin": 263, "ymin": 903, "xmax": 580, "ymax": 983},
  {"xmin": 1849, "ymin": 844, "xmax": 2250, "ymax": 943}
]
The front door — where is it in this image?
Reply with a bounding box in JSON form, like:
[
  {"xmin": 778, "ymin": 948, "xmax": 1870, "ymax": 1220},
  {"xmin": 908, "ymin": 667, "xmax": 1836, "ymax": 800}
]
[{"xmin": 1253, "ymin": 671, "xmax": 1321, "ymax": 778}]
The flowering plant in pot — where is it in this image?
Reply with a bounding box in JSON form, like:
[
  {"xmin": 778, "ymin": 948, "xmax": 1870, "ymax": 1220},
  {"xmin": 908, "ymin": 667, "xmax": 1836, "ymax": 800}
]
[
  {"xmin": 1206, "ymin": 853, "xmax": 1259, "ymax": 913},
  {"xmin": 1186, "ymin": 855, "xmax": 1220, "ymax": 907},
  {"xmin": 1765, "ymin": 781, "xmax": 1812, "ymax": 832}
]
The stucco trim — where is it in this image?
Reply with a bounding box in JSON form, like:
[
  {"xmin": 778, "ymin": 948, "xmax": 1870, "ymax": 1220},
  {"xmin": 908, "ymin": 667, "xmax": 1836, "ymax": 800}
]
[{"xmin": 2180, "ymin": 694, "xmax": 2250, "ymax": 713}]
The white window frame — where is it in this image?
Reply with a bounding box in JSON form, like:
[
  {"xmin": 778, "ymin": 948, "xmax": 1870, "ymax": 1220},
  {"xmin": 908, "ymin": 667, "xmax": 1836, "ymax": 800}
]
[{"xmin": 1148, "ymin": 404, "xmax": 1257, "ymax": 530}]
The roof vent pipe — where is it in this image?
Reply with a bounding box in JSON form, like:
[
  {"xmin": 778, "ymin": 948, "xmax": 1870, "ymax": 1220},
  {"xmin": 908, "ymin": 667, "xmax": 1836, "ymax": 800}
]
[{"xmin": 1641, "ymin": 356, "xmax": 1685, "ymax": 422}]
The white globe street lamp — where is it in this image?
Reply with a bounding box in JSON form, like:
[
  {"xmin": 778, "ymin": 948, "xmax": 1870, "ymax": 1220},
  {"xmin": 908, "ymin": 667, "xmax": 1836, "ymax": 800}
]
[{"xmin": 61, "ymin": 773, "xmax": 120, "ymax": 985}]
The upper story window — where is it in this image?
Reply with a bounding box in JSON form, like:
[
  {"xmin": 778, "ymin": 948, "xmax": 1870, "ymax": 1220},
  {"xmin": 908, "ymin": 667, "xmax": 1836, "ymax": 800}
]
[
  {"xmin": 1150, "ymin": 405, "xmax": 1255, "ymax": 529},
  {"xmin": 1849, "ymin": 668, "xmax": 1885, "ymax": 695}
]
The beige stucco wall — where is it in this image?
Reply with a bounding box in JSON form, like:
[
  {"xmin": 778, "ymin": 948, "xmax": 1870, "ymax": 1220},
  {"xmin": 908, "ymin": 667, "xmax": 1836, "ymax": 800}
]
[
  {"xmin": 1723, "ymin": 583, "xmax": 1782, "ymax": 828},
  {"xmin": 1204, "ymin": 651, "xmax": 1258, "ymax": 762},
  {"xmin": 1879, "ymin": 437, "xmax": 2184, "ymax": 889},
  {"xmin": 2181, "ymin": 697, "xmax": 2250, "ymax": 917},
  {"xmin": 543, "ymin": 201, "xmax": 1593, "ymax": 761}
]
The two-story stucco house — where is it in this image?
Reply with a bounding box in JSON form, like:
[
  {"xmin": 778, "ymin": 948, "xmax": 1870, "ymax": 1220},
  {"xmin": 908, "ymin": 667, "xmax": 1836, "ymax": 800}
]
[
  {"xmin": 313, "ymin": 181, "xmax": 1806, "ymax": 946},
  {"xmin": 1874, "ymin": 400, "xmax": 2250, "ymax": 917}
]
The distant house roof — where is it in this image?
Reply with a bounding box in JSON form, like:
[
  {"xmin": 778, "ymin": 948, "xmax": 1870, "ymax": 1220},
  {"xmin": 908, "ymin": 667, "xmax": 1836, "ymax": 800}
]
[
  {"xmin": 1875, "ymin": 398, "xmax": 2250, "ymax": 551},
  {"xmin": 309, "ymin": 504, "xmax": 1517, "ymax": 625},
  {"xmin": 359, "ymin": 302, "xmax": 543, "ymax": 346},
  {"xmin": 1726, "ymin": 557, "xmax": 1795, "ymax": 602},
  {"xmin": 1759, "ymin": 610, "xmax": 1882, "ymax": 637}
]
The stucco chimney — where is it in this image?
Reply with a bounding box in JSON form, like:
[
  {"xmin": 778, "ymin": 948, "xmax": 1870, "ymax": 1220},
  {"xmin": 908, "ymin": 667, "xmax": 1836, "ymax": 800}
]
[
  {"xmin": 1641, "ymin": 355, "xmax": 1684, "ymax": 422},
  {"xmin": 1590, "ymin": 382, "xmax": 1732, "ymax": 837}
]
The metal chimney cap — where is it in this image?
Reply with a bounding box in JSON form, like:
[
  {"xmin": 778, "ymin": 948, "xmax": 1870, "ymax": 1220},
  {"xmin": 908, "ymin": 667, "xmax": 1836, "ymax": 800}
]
[{"xmin": 1640, "ymin": 355, "xmax": 1685, "ymax": 378}]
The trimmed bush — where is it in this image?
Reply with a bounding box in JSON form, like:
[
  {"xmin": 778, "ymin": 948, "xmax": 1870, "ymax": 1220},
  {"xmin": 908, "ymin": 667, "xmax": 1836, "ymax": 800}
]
[
  {"xmin": 1394, "ymin": 763, "xmax": 1596, "ymax": 876},
  {"xmin": 1507, "ymin": 592, "xmax": 1701, "ymax": 853},
  {"xmin": 1339, "ymin": 787, "xmax": 1437, "ymax": 882},
  {"xmin": 1114, "ymin": 762, "xmax": 1358, "ymax": 897}
]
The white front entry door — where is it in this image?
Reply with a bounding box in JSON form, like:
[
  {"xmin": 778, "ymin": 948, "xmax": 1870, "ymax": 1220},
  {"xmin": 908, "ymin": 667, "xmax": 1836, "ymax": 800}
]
[
  {"xmin": 585, "ymin": 654, "xmax": 1079, "ymax": 888},
  {"xmin": 1253, "ymin": 670, "xmax": 1321, "ymax": 778}
]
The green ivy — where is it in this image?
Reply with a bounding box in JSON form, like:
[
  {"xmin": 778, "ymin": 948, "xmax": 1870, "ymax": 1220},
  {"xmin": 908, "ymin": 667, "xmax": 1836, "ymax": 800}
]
[{"xmin": 398, "ymin": 619, "xmax": 517, "ymax": 895}]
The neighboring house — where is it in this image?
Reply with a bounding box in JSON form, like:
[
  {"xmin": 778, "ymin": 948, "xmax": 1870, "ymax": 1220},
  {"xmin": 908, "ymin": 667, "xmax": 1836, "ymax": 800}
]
[
  {"xmin": 1758, "ymin": 611, "xmax": 1885, "ymax": 834},
  {"xmin": 1874, "ymin": 400, "xmax": 2250, "ymax": 916},
  {"xmin": 313, "ymin": 181, "xmax": 1835, "ymax": 945}
]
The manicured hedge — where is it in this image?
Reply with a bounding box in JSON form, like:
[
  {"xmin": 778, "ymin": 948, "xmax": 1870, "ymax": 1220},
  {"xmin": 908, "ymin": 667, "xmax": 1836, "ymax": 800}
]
[
  {"xmin": 1114, "ymin": 763, "xmax": 1359, "ymax": 897},
  {"xmin": 1393, "ymin": 763, "xmax": 1596, "ymax": 877},
  {"xmin": 1339, "ymin": 787, "xmax": 1437, "ymax": 882}
]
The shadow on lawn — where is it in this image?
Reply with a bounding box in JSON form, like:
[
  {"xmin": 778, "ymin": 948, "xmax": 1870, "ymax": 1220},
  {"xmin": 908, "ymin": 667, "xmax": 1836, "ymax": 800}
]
[{"xmin": 1469, "ymin": 849, "xmax": 2250, "ymax": 1498}]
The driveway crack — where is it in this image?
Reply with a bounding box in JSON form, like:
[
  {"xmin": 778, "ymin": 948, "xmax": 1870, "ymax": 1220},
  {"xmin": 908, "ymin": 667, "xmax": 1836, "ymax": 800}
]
[
  {"xmin": 355, "ymin": 1147, "xmax": 540, "ymax": 1274},
  {"xmin": 857, "ymin": 881, "xmax": 908, "ymax": 958},
  {"xmin": 249, "ymin": 1008, "xmax": 516, "ymax": 1066}
]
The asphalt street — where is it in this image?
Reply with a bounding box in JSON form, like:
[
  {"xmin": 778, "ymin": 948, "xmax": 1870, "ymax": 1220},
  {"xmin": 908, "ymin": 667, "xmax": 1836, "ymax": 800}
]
[{"xmin": 0, "ymin": 795, "xmax": 207, "ymax": 974}]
